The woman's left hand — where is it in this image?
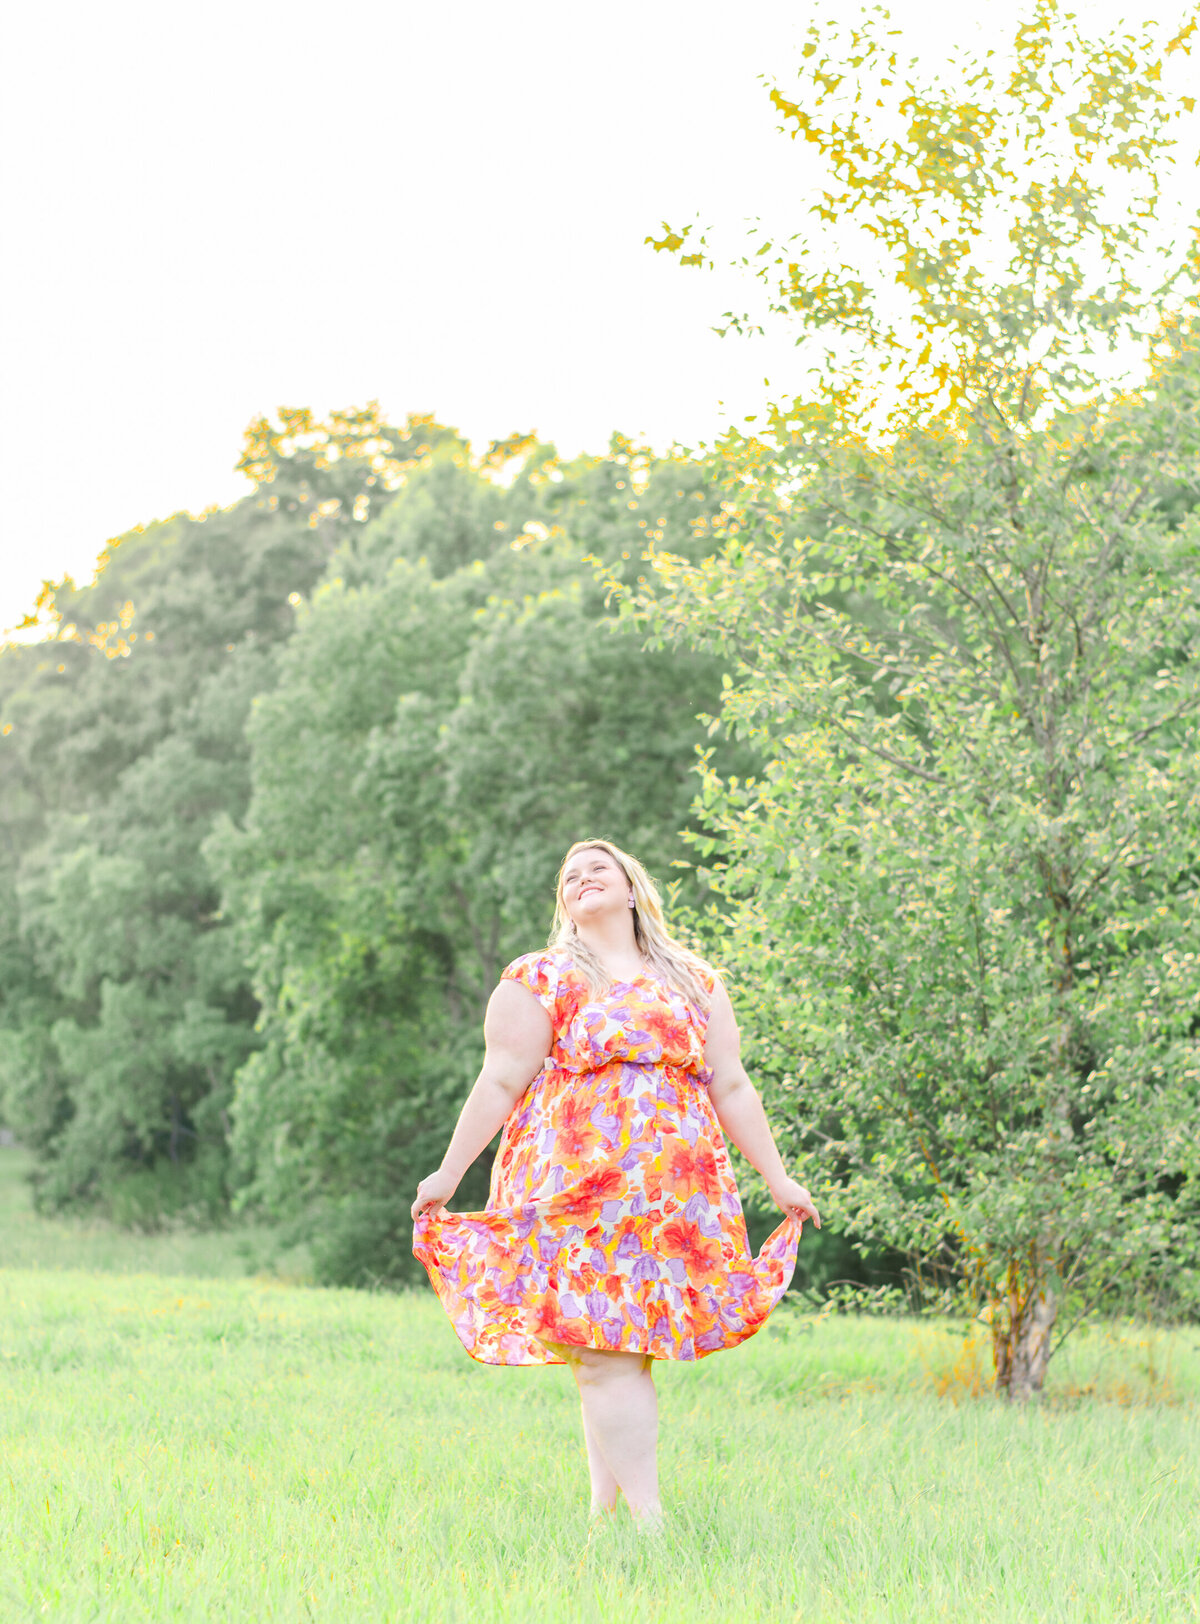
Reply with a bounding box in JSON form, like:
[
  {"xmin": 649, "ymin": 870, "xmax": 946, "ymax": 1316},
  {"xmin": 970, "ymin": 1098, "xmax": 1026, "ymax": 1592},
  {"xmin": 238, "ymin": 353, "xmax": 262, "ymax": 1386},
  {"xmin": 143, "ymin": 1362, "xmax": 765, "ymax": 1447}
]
[{"xmin": 769, "ymin": 1177, "xmax": 821, "ymax": 1229}]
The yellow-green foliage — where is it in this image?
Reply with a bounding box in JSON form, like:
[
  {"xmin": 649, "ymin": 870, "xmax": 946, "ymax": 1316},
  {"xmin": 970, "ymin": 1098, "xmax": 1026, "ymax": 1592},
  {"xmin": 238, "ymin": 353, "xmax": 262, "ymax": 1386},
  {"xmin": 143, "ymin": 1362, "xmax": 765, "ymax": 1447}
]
[
  {"xmin": 1, "ymin": 1156, "xmax": 1197, "ymax": 1622},
  {"xmin": 637, "ymin": 0, "xmax": 1200, "ymax": 1366}
]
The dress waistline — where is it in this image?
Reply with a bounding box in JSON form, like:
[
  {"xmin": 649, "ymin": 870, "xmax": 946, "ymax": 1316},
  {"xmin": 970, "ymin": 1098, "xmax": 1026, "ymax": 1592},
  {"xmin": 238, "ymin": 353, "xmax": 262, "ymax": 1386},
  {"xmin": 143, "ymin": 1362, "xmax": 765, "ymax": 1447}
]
[{"xmin": 541, "ymin": 1056, "xmax": 705, "ymax": 1079}]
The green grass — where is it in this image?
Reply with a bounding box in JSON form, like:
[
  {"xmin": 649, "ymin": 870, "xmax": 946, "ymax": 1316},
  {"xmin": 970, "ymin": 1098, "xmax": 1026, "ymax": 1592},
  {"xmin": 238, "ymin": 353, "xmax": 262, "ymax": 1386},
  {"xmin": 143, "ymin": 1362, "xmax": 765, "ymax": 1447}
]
[
  {"xmin": 1, "ymin": 1150, "xmax": 1198, "ymax": 1623},
  {"xmin": 0, "ymin": 1150, "xmax": 306, "ymax": 1280}
]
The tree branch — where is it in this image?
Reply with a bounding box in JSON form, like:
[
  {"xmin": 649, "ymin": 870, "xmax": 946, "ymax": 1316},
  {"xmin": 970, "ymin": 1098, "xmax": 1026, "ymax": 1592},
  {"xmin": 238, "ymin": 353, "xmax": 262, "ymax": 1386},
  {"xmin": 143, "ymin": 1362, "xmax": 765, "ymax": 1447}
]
[{"xmin": 823, "ymin": 711, "xmax": 949, "ymax": 785}]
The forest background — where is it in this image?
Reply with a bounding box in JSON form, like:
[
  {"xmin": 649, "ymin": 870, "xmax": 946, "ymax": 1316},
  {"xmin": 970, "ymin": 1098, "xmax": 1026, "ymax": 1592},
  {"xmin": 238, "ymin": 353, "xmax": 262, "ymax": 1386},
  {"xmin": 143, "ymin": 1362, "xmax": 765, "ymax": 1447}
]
[{"xmin": 2, "ymin": 1, "xmax": 1199, "ymax": 1403}]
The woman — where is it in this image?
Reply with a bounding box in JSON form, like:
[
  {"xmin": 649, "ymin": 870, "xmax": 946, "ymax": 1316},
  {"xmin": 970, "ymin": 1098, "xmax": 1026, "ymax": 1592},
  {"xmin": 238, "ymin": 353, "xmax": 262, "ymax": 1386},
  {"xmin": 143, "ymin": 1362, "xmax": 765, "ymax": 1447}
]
[{"xmin": 411, "ymin": 838, "xmax": 820, "ymax": 1527}]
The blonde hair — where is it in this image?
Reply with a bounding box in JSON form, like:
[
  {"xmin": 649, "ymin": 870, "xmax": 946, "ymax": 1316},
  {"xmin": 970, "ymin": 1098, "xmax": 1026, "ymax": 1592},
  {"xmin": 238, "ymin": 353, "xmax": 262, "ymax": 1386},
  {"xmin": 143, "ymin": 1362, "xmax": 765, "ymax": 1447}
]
[{"xmin": 550, "ymin": 838, "xmax": 712, "ymax": 1010}]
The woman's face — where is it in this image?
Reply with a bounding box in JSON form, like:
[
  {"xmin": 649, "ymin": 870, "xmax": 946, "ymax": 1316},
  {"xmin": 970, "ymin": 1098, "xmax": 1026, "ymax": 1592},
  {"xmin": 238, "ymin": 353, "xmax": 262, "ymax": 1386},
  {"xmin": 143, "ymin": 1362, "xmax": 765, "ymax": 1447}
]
[{"xmin": 560, "ymin": 848, "xmax": 630, "ymax": 926}]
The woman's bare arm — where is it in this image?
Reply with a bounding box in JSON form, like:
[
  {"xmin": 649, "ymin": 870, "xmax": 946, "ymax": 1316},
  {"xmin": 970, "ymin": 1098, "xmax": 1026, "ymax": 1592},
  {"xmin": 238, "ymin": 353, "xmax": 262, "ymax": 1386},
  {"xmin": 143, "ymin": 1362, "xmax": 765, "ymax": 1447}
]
[
  {"xmin": 704, "ymin": 976, "xmax": 821, "ymax": 1227},
  {"xmin": 410, "ymin": 980, "xmax": 552, "ymax": 1218}
]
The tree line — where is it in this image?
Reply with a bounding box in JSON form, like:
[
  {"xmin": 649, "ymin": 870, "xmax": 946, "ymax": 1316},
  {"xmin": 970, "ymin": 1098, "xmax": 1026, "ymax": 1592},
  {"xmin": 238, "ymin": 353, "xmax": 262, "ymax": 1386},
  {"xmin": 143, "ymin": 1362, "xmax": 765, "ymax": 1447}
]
[{"xmin": 0, "ymin": 410, "xmax": 787, "ymax": 1283}]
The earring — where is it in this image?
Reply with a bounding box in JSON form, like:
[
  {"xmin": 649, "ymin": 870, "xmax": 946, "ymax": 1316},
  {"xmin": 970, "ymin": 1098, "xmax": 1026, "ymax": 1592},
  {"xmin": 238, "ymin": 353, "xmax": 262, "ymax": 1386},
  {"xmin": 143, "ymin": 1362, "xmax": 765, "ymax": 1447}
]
[{"xmin": 628, "ymin": 894, "xmax": 636, "ymax": 908}]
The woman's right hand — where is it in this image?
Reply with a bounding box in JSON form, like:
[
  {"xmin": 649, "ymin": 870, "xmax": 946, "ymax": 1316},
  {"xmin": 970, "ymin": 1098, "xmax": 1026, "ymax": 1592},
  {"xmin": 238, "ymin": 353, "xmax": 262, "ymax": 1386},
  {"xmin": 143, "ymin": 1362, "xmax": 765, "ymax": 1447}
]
[{"xmin": 410, "ymin": 1167, "xmax": 460, "ymax": 1222}]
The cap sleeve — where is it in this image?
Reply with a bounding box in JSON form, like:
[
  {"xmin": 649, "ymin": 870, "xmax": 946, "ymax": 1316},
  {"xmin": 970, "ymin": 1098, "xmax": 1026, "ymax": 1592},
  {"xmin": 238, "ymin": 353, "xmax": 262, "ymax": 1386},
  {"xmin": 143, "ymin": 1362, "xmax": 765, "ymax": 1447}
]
[{"xmin": 500, "ymin": 951, "xmax": 561, "ymax": 1018}]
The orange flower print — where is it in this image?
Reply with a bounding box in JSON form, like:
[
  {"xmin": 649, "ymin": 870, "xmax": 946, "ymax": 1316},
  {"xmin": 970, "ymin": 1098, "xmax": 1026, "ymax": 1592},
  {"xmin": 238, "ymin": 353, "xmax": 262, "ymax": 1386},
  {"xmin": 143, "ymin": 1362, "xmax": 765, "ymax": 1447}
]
[
  {"xmin": 552, "ymin": 1094, "xmax": 599, "ymax": 1161},
  {"xmin": 561, "ymin": 1163, "xmax": 625, "ymax": 1216},
  {"xmin": 658, "ymin": 1219, "xmax": 723, "ymax": 1285},
  {"xmin": 662, "ymin": 1137, "xmax": 721, "ymax": 1200}
]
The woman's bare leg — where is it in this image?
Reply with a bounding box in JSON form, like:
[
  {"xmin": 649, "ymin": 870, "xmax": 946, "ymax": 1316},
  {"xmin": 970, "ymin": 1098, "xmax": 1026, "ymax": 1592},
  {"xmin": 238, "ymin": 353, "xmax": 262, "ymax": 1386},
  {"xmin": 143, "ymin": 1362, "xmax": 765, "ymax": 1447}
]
[
  {"xmin": 581, "ymin": 1407, "xmax": 620, "ymax": 1514},
  {"xmin": 572, "ymin": 1348, "xmax": 661, "ymax": 1524}
]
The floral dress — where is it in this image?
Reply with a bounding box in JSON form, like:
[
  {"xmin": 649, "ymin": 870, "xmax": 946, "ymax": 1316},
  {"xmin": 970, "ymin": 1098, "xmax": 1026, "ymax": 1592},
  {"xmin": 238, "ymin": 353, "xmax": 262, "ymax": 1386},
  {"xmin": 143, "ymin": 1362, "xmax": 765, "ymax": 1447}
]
[{"xmin": 412, "ymin": 949, "xmax": 801, "ymax": 1365}]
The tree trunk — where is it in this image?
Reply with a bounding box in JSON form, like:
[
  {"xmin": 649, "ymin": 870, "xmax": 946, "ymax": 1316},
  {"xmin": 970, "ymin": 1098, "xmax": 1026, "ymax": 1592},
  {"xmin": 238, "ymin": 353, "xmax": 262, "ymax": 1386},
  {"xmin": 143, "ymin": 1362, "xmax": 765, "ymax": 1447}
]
[{"xmin": 993, "ymin": 1280, "xmax": 1057, "ymax": 1401}]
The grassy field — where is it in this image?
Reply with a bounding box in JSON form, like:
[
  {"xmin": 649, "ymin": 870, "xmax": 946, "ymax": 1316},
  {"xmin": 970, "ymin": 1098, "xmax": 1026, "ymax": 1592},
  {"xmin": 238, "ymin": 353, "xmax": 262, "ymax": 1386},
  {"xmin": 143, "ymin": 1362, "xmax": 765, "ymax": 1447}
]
[
  {"xmin": 1, "ymin": 1149, "xmax": 1197, "ymax": 1623},
  {"xmin": 0, "ymin": 1150, "xmax": 306, "ymax": 1281}
]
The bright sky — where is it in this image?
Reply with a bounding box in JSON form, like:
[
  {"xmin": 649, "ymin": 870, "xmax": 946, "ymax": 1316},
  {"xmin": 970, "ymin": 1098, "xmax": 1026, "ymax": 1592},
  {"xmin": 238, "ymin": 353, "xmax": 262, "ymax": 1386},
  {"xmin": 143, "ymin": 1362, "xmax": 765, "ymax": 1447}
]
[{"xmin": 0, "ymin": 0, "xmax": 1157, "ymax": 635}]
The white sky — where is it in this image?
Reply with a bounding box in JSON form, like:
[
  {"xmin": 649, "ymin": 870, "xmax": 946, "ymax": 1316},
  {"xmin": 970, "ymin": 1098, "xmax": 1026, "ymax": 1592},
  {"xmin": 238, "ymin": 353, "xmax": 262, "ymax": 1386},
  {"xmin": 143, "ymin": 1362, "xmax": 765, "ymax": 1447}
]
[{"xmin": 0, "ymin": 0, "xmax": 1164, "ymax": 634}]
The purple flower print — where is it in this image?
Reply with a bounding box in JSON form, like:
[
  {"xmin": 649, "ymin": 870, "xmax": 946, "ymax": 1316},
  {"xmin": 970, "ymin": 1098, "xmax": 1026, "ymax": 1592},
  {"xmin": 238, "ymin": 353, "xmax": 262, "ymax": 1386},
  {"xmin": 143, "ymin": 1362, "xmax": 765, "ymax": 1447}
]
[
  {"xmin": 683, "ymin": 1196, "xmax": 724, "ymax": 1239},
  {"xmin": 630, "ymin": 1253, "xmax": 661, "ymax": 1285},
  {"xmin": 589, "ymin": 1103, "xmax": 621, "ymax": 1139},
  {"xmin": 679, "ymin": 1114, "xmax": 702, "ymax": 1148},
  {"xmin": 724, "ymin": 1271, "xmax": 756, "ymax": 1303}
]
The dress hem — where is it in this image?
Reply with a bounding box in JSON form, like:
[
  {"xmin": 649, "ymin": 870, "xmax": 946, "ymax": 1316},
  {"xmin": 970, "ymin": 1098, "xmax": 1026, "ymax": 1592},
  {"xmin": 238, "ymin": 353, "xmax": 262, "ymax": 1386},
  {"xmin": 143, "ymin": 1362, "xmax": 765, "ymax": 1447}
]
[{"xmin": 414, "ymin": 1210, "xmax": 802, "ymax": 1368}]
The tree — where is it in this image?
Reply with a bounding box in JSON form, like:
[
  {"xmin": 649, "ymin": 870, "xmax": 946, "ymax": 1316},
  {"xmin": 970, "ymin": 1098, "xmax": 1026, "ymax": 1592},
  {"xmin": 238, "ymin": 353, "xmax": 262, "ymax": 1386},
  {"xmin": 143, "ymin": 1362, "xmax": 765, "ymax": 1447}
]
[
  {"xmin": 0, "ymin": 406, "xmax": 446, "ymax": 1217},
  {"xmin": 210, "ymin": 443, "xmax": 746, "ymax": 1285},
  {"xmin": 640, "ymin": 2, "xmax": 1200, "ymax": 1396}
]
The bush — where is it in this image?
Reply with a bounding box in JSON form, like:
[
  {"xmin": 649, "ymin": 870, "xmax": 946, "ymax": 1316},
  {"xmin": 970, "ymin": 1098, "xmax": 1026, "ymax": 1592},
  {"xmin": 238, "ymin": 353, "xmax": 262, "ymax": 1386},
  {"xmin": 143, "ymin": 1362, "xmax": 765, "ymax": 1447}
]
[{"xmin": 98, "ymin": 1147, "xmax": 229, "ymax": 1232}]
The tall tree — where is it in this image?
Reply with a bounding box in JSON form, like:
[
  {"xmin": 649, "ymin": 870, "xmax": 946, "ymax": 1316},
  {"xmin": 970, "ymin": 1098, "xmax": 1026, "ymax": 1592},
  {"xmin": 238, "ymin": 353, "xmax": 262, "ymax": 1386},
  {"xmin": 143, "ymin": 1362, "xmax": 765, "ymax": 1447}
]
[{"xmin": 641, "ymin": 2, "xmax": 1200, "ymax": 1396}]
